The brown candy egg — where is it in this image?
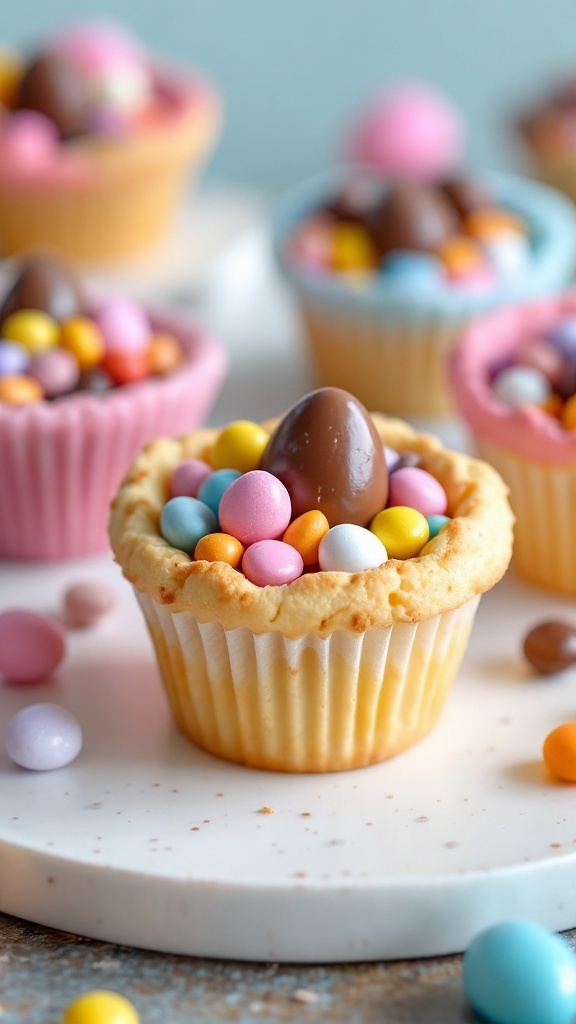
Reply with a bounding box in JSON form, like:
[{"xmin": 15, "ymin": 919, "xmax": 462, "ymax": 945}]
[
  {"xmin": 523, "ymin": 620, "xmax": 576, "ymax": 675},
  {"xmin": 16, "ymin": 53, "xmax": 90, "ymax": 140},
  {"xmin": 0, "ymin": 254, "xmax": 85, "ymax": 323},
  {"xmin": 260, "ymin": 387, "xmax": 389, "ymax": 526},
  {"xmin": 369, "ymin": 183, "xmax": 459, "ymax": 257},
  {"xmin": 440, "ymin": 176, "xmax": 493, "ymax": 219}
]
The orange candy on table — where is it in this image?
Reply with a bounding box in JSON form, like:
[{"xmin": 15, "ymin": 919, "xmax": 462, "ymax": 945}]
[
  {"xmin": 194, "ymin": 532, "xmax": 245, "ymax": 569},
  {"xmin": 283, "ymin": 510, "xmax": 330, "ymax": 565},
  {"xmin": 543, "ymin": 722, "xmax": 576, "ymax": 782}
]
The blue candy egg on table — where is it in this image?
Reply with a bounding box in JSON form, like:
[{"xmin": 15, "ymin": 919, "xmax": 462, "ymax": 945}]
[
  {"xmin": 159, "ymin": 496, "xmax": 217, "ymax": 553},
  {"xmin": 462, "ymin": 919, "xmax": 576, "ymax": 1024}
]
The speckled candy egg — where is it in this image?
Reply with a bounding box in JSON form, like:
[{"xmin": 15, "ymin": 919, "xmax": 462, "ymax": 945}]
[
  {"xmin": 260, "ymin": 388, "xmax": 388, "ymax": 526},
  {"xmin": 463, "ymin": 919, "xmax": 576, "ymax": 1024}
]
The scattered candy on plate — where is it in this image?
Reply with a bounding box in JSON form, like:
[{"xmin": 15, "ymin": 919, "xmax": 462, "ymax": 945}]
[
  {"xmin": 63, "ymin": 582, "xmax": 116, "ymax": 628},
  {"xmin": 62, "ymin": 988, "xmax": 140, "ymax": 1024},
  {"xmin": 523, "ymin": 621, "xmax": 576, "ymax": 675},
  {"xmin": 0, "ymin": 609, "xmax": 66, "ymax": 682},
  {"xmin": 543, "ymin": 722, "xmax": 576, "ymax": 782},
  {"xmin": 5, "ymin": 702, "xmax": 82, "ymax": 770}
]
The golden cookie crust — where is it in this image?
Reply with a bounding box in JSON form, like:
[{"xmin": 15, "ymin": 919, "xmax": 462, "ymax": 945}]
[{"xmin": 108, "ymin": 415, "xmax": 514, "ymax": 637}]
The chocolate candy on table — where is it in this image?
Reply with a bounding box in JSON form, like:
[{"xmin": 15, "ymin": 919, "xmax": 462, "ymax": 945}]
[
  {"xmin": 261, "ymin": 387, "xmax": 389, "ymax": 526},
  {"xmin": 15, "ymin": 52, "xmax": 90, "ymax": 140},
  {"xmin": 523, "ymin": 620, "xmax": 576, "ymax": 675},
  {"xmin": 369, "ymin": 183, "xmax": 460, "ymax": 257},
  {"xmin": 0, "ymin": 253, "xmax": 85, "ymax": 323}
]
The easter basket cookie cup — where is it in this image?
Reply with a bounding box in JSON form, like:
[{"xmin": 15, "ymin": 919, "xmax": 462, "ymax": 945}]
[
  {"xmin": 0, "ymin": 306, "xmax": 227, "ymax": 561},
  {"xmin": 450, "ymin": 294, "xmax": 576, "ymax": 596},
  {"xmin": 0, "ymin": 65, "xmax": 220, "ymax": 262},
  {"xmin": 109, "ymin": 414, "xmax": 513, "ymax": 773},
  {"xmin": 272, "ymin": 170, "xmax": 576, "ymax": 417}
]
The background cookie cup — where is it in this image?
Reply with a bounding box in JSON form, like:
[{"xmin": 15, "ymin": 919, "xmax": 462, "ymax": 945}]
[
  {"xmin": 109, "ymin": 415, "xmax": 513, "ymax": 773},
  {"xmin": 272, "ymin": 169, "xmax": 576, "ymax": 417},
  {"xmin": 450, "ymin": 293, "xmax": 576, "ymax": 596},
  {"xmin": 0, "ymin": 306, "xmax": 227, "ymax": 561}
]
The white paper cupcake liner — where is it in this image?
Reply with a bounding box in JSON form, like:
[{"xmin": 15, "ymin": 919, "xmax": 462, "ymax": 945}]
[{"xmin": 137, "ymin": 591, "xmax": 481, "ymax": 773}]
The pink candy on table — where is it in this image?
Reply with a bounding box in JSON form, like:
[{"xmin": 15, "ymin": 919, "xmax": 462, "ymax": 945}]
[
  {"xmin": 63, "ymin": 582, "xmax": 116, "ymax": 628},
  {"xmin": 345, "ymin": 81, "xmax": 463, "ymax": 181},
  {"xmin": 0, "ymin": 610, "xmax": 66, "ymax": 683},
  {"xmin": 388, "ymin": 466, "xmax": 448, "ymax": 517}
]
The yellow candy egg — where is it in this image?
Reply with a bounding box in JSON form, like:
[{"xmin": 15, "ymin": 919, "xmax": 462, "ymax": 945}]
[
  {"xmin": 283, "ymin": 509, "xmax": 330, "ymax": 565},
  {"xmin": 369, "ymin": 506, "xmax": 429, "ymax": 560},
  {"xmin": 62, "ymin": 989, "xmax": 139, "ymax": 1024},
  {"xmin": 59, "ymin": 317, "xmax": 105, "ymax": 371},
  {"xmin": 331, "ymin": 223, "xmax": 376, "ymax": 273},
  {"xmin": 211, "ymin": 420, "xmax": 270, "ymax": 473},
  {"xmin": 2, "ymin": 309, "xmax": 59, "ymax": 355},
  {"xmin": 0, "ymin": 373, "xmax": 44, "ymax": 404},
  {"xmin": 194, "ymin": 532, "xmax": 245, "ymax": 569}
]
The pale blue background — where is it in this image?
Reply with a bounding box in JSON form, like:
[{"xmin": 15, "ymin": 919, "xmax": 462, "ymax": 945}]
[{"xmin": 3, "ymin": 0, "xmax": 576, "ymax": 188}]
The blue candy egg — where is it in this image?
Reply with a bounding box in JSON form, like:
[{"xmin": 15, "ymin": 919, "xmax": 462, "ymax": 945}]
[
  {"xmin": 160, "ymin": 496, "xmax": 217, "ymax": 554},
  {"xmin": 197, "ymin": 468, "xmax": 242, "ymax": 517},
  {"xmin": 463, "ymin": 919, "xmax": 576, "ymax": 1024},
  {"xmin": 379, "ymin": 250, "xmax": 444, "ymax": 290},
  {"xmin": 426, "ymin": 514, "xmax": 450, "ymax": 538}
]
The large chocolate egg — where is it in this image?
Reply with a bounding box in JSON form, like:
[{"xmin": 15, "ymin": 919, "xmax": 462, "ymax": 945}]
[
  {"xmin": 16, "ymin": 53, "xmax": 90, "ymax": 140},
  {"xmin": 370, "ymin": 183, "xmax": 459, "ymax": 257},
  {"xmin": 440, "ymin": 176, "xmax": 493, "ymax": 219},
  {"xmin": 261, "ymin": 388, "xmax": 389, "ymax": 527},
  {"xmin": 0, "ymin": 254, "xmax": 85, "ymax": 322}
]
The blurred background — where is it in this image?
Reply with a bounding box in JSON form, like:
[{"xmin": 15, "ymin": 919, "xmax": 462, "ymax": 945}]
[{"xmin": 3, "ymin": 0, "xmax": 576, "ymax": 191}]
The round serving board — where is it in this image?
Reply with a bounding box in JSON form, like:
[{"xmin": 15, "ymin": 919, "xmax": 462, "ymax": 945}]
[{"xmin": 1, "ymin": 555, "xmax": 576, "ymax": 963}]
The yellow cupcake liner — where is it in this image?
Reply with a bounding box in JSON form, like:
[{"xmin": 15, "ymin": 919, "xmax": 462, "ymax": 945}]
[
  {"xmin": 137, "ymin": 592, "xmax": 480, "ymax": 773},
  {"xmin": 476, "ymin": 439, "xmax": 576, "ymax": 595}
]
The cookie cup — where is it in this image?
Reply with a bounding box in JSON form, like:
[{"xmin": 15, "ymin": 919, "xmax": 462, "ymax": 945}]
[
  {"xmin": 109, "ymin": 416, "xmax": 513, "ymax": 773},
  {"xmin": 450, "ymin": 295, "xmax": 576, "ymax": 595},
  {"xmin": 0, "ymin": 308, "xmax": 227, "ymax": 561},
  {"xmin": 0, "ymin": 66, "xmax": 220, "ymax": 262},
  {"xmin": 273, "ymin": 170, "xmax": 576, "ymax": 417}
]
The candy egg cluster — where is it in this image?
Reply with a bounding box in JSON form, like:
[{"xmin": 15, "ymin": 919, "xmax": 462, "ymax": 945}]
[
  {"xmin": 287, "ymin": 175, "xmax": 531, "ymax": 293},
  {"xmin": 490, "ymin": 314, "xmax": 576, "ymax": 427},
  {"xmin": 0, "ymin": 20, "xmax": 157, "ymax": 163},
  {"xmin": 0, "ymin": 254, "xmax": 183, "ymax": 405},
  {"xmin": 159, "ymin": 388, "xmax": 451, "ymax": 587}
]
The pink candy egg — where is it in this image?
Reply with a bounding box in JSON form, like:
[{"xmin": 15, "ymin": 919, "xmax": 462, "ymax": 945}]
[
  {"xmin": 170, "ymin": 458, "xmax": 213, "ymax": 499},
  {"xmin": 0, "ymin": 110, "xmax": 59, "ymax": 166},
  {"xmin": 218, "ymin": 470, "xmax": 292, "ymax": 546},
  {"xmin": 388, "ymin": 467, "xmax": 448, "ymax": 517},
  {"xmin": 28, "ymin": 348, "xmax": 80, "ymax": 397},
  {"xmin": 63, "ymin": 581, "xmax": 116, "ymax": 627},
  {"xmin": 242, "ymin": 540, "xmax": 304, "ymax": 587},
  {"xmin": 94, "ymin": 297, "xmax": 150, "ymax": 355},
  {"xmin": 0, "ymin": 610, "xmax": 66, "ymax": 683}
]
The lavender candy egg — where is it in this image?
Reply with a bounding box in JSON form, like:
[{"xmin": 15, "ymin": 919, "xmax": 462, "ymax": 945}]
[
  {"xmin": 318, "ymin": 524, "xmax": 388, "ymax": 573},
  {"xmin": 0, "ymin": 339, "xmax": 29, "ymax": 377},
  {"xmin": 28, "ymin": 348, "xmax": 80, "ymax": 397},
  {"xmin": 492, "ymin": 365, "xmax": 551, "ymax": 407},
  {"xmin": 170, "ymin": 459, "xmax": 212, "ymax": 499},
  {"xmin": 5, "ymin": 702, "xmax": 82, "ymax": 771},
  {"xmin": 242, "ymin": 540, "xmax": 304, "ymax": 587}
]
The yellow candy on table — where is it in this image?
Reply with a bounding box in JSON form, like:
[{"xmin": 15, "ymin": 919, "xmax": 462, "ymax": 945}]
[
  {"xmin": 211, "ymin": 420, "xmax": 270, "ymax": 473},
  {"xmin": 194, "ymin": 531, "xmax": 245, "ymax": 568},
  {"xmin": 369, "ymin": 506, "xmax": 430, "ymax": 560},
  {"xmin": 62, "ymin": 989, "xmax": 139, "ymax": 1024},
  {"xmin": 1, "ymin": 309, "xmax": 59, "ymax": 355},
  {"xmin": 283, "ymin": 509, "xmax": 330, "ymax": 565},
  {"xmin": 331, "ymin": 223, "xmax": 377, "ymax": 273},
  {"xmin": 59, "ymin": 317, "xmax": 105, "ymax": 372},
  {"xmin": 0, "ymin": 373, "xmax": 43, "ymax": 404}
]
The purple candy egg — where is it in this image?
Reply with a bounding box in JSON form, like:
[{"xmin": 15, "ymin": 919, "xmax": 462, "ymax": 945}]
[
  {"xmin": 0, "ymin": 339, "xmax": 29, "ymax": 377},
  {"xmin": 5, "ymin": 702, "xmax": 82, "ymax": 771}
]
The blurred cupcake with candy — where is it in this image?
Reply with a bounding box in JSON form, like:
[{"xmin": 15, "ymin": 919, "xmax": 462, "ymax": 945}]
[
  {"xmin": 273, "ymin": 81, "xmax": 576, "ymax": 417},
  {"xmin": 0, "ymin": 19, "xmax": 221, "ymax": 262},
  {"xmin": 516, "ymin": 70, "xmax": 576, "ymax": 206},
  {"xmin": 0, "ymin": 251, "xmax": 226, "ymax": 560}
]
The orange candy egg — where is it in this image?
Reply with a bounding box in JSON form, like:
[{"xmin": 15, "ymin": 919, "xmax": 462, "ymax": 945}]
[
  {"xmin": 147, "ymin": 333, "xmax": 183, "ymax": 375},
  {"xmin": 543, "ymin": 722, "xmax": 576, "ymax": 782},
  {"xmin": 59, "ymin": 317, "xmax": 105, "ymax": 372},
  {"xmin": 194, "ymin": 532, "xmax": 245, "ymax": 569},
  {"xmin": 436, "ymin": 236, "xmax": 486, "ymax": 279},
  {"xmin": 0, "ymin": 373, "xmax": 43, "ymax": 404},
  {"xmin": 283, "ymin": 510, "xmax": 330, "ymax": 565},
  {"xmin": 465, "ymin": 208, "xmax": 527, "ymax": 241}
]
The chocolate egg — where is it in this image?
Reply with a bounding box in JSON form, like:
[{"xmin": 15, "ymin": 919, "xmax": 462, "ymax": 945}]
[
  {"xmin": 370, "ymin": 184, "xmax": 459, "ymax": 257},
  {"xmin": 16, "ymin": 53, "xmax": 89, "ymax": 140},
  {"xmin": 0, "ymin": 254, "xmax": 85, "ymax": 322},
  {"xmin": 261, "ymin": 388, "xmax": 389, "ymax": 527},
  {"xmin": 440, "ymin": 176, "xmax": 493, "ymax": 219}
]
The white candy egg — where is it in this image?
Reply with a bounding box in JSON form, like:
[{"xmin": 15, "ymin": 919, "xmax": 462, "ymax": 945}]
[
  {"xmin": 483, "ymin": 234, "xmax": 530, "ymax": 281},
  {"xmin": 318, "ymin": 524, "xmax": 388, "ymax": 572},
  {"xmin": 492, "ymin": 365, "xmax": 551, "ymax": 407}
]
